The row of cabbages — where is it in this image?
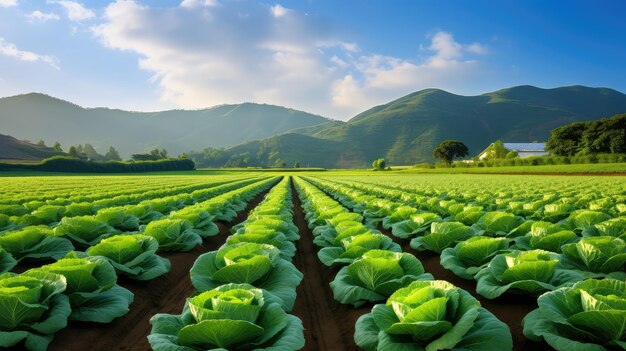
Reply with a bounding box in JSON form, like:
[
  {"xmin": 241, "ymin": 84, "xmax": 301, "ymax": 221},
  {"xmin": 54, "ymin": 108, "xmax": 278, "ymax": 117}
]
[
  {"xmin": 294, "ymin": 177, "xmax": 513, "ymax": 351},
  {"xmin": 330, "ymin": 176, "xmax": 626, "ymax": 220},
  {"xmin": 309, "ymin": 176, "xmax": 626, "ymax": 351},
  {"xmin": 0, "ymin": 177, "xmax": 278, "ymax": 351},
  {"xmin": 0, "ymin": 178, "xmax": 268, "ymax": 272},
  {"xmin": 0, "ymin": 176, "xmax": 203, "ymax": 206},
  {"xmin": 149, "ymin": 177, "xmax": 306, "ymax": 351},
  {"xmin": 0, "ymin": 177, "xmax": 258, "ymax": 231}
]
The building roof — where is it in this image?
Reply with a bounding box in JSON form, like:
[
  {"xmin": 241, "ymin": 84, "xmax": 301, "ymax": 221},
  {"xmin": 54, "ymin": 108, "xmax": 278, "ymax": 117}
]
[{"xmin": 503, "ymin": 143, "xmax": 546, "ymax": 152}]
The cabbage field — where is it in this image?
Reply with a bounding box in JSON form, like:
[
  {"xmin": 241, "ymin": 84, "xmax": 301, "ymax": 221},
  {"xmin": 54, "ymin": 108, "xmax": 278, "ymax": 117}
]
[{"xmin": 0, "ymin": 173, "xmax": 624, "ymax": 351}]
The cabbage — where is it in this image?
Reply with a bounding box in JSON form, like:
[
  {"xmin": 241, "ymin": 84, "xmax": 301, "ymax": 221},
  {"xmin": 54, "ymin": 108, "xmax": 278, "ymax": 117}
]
[
  {"xmin": 17, "ymin": 205, "xmax": 65, "ymax": 226},
  {"xmin": 141, "ymin": 219, "xmax": 203, "ymax": 252},
  {"xmin": 354, "ymin": 280, "xmax": 512, "ymax": 351},
  {"xmin": 149, "ymin": 283, "xmax": 304, "ymax": 350},
  {"xmin": 190, "ymin": 243, "xmax": 302, "ymax": 311},
  {"xmin": 318, "ymin": 232, "xmax": 401, "ymax": 266},
  {"xmin": 86, "ymin": 234, "xmax": 171, "ymax": 280},
  {"xmin": 475, "ymin": 250, "xmax": 584, "ymax": 299},
  {"xmin": 513, "ymin": 221, "xmax": 579, "ymax": 253},
  {"xmin": 0, "ymin": 271, "xmax": 71, "ymax": 351},
  {"xmin": 471, "ymin": 211, "xmax": 526, "ymax": 237},
  {"xmin": 95, "ymin": 207, "xmax": 140, "ymax": 231},
  {"xmin": 30, "ymin": 253, "xmax": 133, "ymax": 323},
  {"xmin": 330, "ymin": 250, "xmax": 433, "ymax": 307},
  {"xmin": 390, "ymin": 212, "xmax": 442, "ymax": 239},
  {"xmin": 582, "ymin": 217, "xmax": 626, "ymax": 240},
  {"xmin": 53, "ymin": 216, "xmax": 117, "ymax": 247},
  {"xmin": 381, "ymin": 206, "xmax": 418, "ymax": 229},
  {"xmin": 566, "ymin": 210, "xmax": 612, "ymax": 232},
  {"xmin": 0, "ymin": 226, "xmax": 73, "ymax": 262},
  {"xmin": 313, "ymin": 220, "xmax": 374, "ymax": 247},
  {"xmin": 523, "ymin": 278, "xmax": 626, "ymax": 350},
  {"xmin": 440, "ymin": 236, "xmax": 510, "ymax": 280},
  {"xmin": 560, "ymin": 236, "xmax": 626, "ymax": 278},
  {"xmin": 410, "ymin": 221, "xmax": 474, "ymax": 253},
  {"xmin": 169, "ymin": 211, "xmax": 219, "ymax": 237},
  {"xmin": 226, "ymin": 232, "xmax": 296, "ymax": 261}
]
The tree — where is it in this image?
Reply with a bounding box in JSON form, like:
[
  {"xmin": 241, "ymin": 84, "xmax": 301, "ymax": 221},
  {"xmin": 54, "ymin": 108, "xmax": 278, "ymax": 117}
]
[
  {"xmin": 372, "ymin": 158, "xmax": 386, "ymax": 170},
  {"xmin": 506, "ymin": 150, "xmax": 518, "ymax": 159},
  {"xmin": 68, "ymin": 146, "xmax": 80, "ymax": 158},
  {"xmin": 546, "ymin": 122, "xmax": 586, "ymax": 156},
  {"xmin": 105, "ymin": 146, "xmax": 122, "ymax": 161},
  {"xmin": 52, "ymin": 142, "xmax": 62, "ymax": 152},
  {"xmin": 82, "ymin": 144, "xmax": 102, "ymax": 160},
  {"xmin": 36, "ymin": 140, "xmax": 46, "ymax": 147},
  {"xmin": 492, "ymin": 140, "xmax": 508, "ymax": 159},
  {"xmin": 294, "ymin": 161, "xmax": 300, "ymax": 168},
  {"xmin": 432, "ymin": 140, "xmax": 468, "ymax": 165}
]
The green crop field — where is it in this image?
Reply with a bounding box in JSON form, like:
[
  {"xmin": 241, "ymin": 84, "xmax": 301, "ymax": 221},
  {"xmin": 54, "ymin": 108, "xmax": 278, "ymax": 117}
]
[{"xmin": 0, "ymin": 172, "xmax": 624, "ymax": 351}]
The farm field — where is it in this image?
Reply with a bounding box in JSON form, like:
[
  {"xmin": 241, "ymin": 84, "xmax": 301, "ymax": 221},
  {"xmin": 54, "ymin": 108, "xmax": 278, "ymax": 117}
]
[{"xmin": 0, "ymin": 172, "xmax": 624, "ymax": 351}]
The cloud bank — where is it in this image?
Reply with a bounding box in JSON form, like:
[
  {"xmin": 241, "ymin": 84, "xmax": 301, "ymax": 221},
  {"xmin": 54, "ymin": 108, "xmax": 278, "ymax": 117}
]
[{"xmin": 94, "ymin": 1, "xmax": 487, "ymax": 119}]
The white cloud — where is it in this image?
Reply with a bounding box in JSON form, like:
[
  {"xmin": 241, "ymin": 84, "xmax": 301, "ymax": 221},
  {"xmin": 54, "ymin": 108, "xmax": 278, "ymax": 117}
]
[
  {"xmin": 26, "ymin": 10, "xmax": 61, "ymax": 23},
  {"xmin": 50, "ymin": 1, "xmax": 95, "ymax": 21},
  {"xmin": 270, "ymin": 4, "xmax": 289, "ymax": 17},
  {"xmin": 0, "ymin": 38, "xmax": 59, "ymax": 69},
  {"xmin": 0, "ymin": 0, "xmax": 17, "ymax": 7},
  {"xmin": 93, "ymin": 1, "xmax": 488, "ymax": 119},
  {"xmin": 180, "ymin": 0, "xmax": 218, "ymax": 8}
]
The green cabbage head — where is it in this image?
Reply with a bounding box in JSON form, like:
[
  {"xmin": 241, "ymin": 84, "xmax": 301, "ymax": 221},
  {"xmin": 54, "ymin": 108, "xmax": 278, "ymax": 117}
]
[
  {"xmin": 0, "ymin": 271, "xmax": 71, "ymax": 351},
  {"xmin": 440, "ymin": 236, "xmax": 510, "ymax": 280},
  {"xmin": 30, "ymin": 253, "xmax": 133, "ymax": 323},
  {"xmin": 354, "ymin": 280, "xmax": 512, "ymax": 351},
  {"xmin": 0, "ymin": 226, "xmax": 74, "ymax": 262},
  {"xmin": 475, "ymin": 250, "xmax": 584, "ymax": 299},
  {"xmin": 523, "ymin": 278, "xmax": 626, "ymax": 351},
  {"xmin": 330, "ymin": 250, "xmax": 433, "ymax": 307},
  {"xmin": 142, "ymin": 219, "xmax": 203, "ymax": 252},
  {"xmin": 149, "ymin": 283, "xmax": 304, "ymax": 351},
  {"xmin": 190, "ymin": 243, "xmax": 303, "ymax": 311},
  {"xmin": 410, "ymin": 221, "xmax": 474, "ymax": 253},
  {"xmin": 560, "ymin": 236, "xmax": 626, "ymax": 278},
  {"xmin": 86, "ymin": 234, "xmax": 171, "ymax": 280}
]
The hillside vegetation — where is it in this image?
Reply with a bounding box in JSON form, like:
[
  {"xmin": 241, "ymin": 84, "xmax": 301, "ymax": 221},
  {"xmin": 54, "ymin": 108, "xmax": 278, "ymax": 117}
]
[
  {"xmin": 0, "ymin": 93, "xmax": 333, "ymax": 157},
  {"xmin": 192, "ymin": 85, "xmax": 626, "ymax": 167}
]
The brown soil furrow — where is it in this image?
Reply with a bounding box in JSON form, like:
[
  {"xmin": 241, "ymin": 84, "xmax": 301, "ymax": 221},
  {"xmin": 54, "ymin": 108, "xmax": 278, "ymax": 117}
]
[
  {"xmin": 379, "ymin": 225, "xmax": 553, "ymax": 351},
  {"xmin": 47, "ymin": 188, "xmax": 271, "ymax": 351},
  {"xmin": 290, "ymin": 181, "xmax": 370, "ymax": 351}
]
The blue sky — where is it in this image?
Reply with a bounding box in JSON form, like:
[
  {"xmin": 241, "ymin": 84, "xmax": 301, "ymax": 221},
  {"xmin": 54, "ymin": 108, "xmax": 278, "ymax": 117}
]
[{"xmin": 0, "ymin": 0, "xmax": 624, "ymax": 119}]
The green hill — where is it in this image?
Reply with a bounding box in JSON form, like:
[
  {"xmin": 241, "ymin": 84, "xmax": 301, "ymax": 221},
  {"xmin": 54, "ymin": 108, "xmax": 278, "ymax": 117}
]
[
  {"xmin": 201, "ymin": 85, "xmax": 626, "ymax": 168},
  {"xmin": 0, "ymin": 93, "xmax": 334, "ymax": 158}
]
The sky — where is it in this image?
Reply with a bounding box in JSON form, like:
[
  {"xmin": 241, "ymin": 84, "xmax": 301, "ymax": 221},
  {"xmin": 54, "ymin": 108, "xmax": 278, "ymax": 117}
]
[{"xmin": 0, "ymin": 0, "xmax": 625, "ymax": 120}]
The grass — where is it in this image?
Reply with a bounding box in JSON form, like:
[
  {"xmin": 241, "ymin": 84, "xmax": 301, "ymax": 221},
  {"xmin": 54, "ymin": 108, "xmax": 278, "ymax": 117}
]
[
  {"xmin": 2, "ymin": 162, "xmax": 625, "ymax": 177},
  {"xmin": 396, "ymin": 163, "xmax": 626, "ymax": 174}
]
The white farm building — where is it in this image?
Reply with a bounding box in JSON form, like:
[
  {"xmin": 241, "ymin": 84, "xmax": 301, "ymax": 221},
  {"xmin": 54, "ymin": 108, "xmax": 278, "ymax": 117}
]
[{"xmin": 478, "ymin": 142, "xmax": 549, "ymax": 160}]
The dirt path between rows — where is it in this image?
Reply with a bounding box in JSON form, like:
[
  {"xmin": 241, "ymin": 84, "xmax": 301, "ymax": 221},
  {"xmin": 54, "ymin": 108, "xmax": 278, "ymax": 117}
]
[
  {"xmin": 379, "ymin": 226, "xmax": 553, "ymax": 351},
  {"xmin": 43, "ymin": 188, "xmax": 271, "ymax": 351},
  {"xmin": 290, "ymin": 181, "xmax": 371, "ymax": 351}
]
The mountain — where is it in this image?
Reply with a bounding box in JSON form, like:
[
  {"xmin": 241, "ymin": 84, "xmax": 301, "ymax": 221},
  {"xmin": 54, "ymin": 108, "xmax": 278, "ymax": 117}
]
[
  {"xmin": 198, "ymin": 85, "xmax": 626, "ymax": 168},
  {"xmin": 0, "ymin": 93, "xmax": 334, "ymax": 157},
  {"xmin": 0, "ymin": 134, "xmax": 64, "ymax": 162}
]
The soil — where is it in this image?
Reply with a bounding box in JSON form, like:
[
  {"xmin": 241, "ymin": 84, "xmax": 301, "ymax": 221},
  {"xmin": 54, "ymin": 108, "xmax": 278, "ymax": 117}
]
[
  {"xmin": 38, "ymin": 188, "xmax": 271, "ymax": 351},
  {"xmin": 290, "ymin": 182, "xmax": 371, "ymax": 351},
  {"xmin": 380, "ymin": 226, "xmax": 554, "ymax": 351}
]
